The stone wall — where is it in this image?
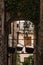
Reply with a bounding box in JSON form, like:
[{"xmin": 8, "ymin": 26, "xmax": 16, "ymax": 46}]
[
  {"xmin": 34, "ymin": 0, "xmax": 43, "ymax": 65},
  {"xmin": 36, "ymin": 0, "xmax": 43, "ymax": 65},
  {"xmin": 39, "ymin": 0, "xmax": 43, "ymax": 65},
  {"xmin": 0, "ymin": 0, "xmax": 7, "ymax": 65}
]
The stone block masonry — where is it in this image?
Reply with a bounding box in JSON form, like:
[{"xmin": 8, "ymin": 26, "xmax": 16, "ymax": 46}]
[{"xmin": 0, "ymin": 0, "xmax": 7, "ymax": 65}]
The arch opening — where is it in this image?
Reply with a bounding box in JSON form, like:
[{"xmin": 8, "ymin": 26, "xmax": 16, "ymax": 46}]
[{"xmin": 8, "ymin": 20, "xmax": 36, "ymax": 65}]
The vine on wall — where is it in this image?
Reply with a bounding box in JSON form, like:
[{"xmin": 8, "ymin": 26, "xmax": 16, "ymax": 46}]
[{"xmin": 6, "ymin": 0, "xmax": 40, "ymax": 25}]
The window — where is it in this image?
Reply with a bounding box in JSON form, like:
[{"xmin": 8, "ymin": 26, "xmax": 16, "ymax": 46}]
[{"xmin": 8, "ymin": 20, "xmax": 35, "ymax": 65}]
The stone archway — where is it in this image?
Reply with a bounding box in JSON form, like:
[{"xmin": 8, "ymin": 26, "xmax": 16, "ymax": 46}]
[{"xmin": 0, "ymin": 0, "xmax": 42, "ymax": 65}]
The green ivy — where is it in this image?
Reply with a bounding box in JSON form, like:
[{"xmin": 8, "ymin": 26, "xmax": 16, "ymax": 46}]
[
  {"xmin": 6, "ymin": 0, "xmax": 40, "ymax": 25},
  {"xmin": 23, "ymin": 55, "xmax": 34, "ymax": 65}
]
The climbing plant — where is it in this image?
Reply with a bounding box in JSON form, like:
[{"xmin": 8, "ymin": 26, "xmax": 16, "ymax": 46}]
[
  {"xmin": 23, "ymin": 55, "xmax": 34, "ymax": 65},
  {"xmin": 6, "ymin": 0, "xmax": 40, "ymax": 25}
]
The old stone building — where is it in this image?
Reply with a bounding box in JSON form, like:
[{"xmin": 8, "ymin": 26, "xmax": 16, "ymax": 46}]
[
  {"xmin": 0, "ymin": 0, "xmax": 43, "ymax": 65},
  {"xmin": 38, "ymin": 0, "xmax": 43, "ymax": 65},
  {"xmin": 0, "ymin": 0, "xmax": 7, "ymax": 65}
]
